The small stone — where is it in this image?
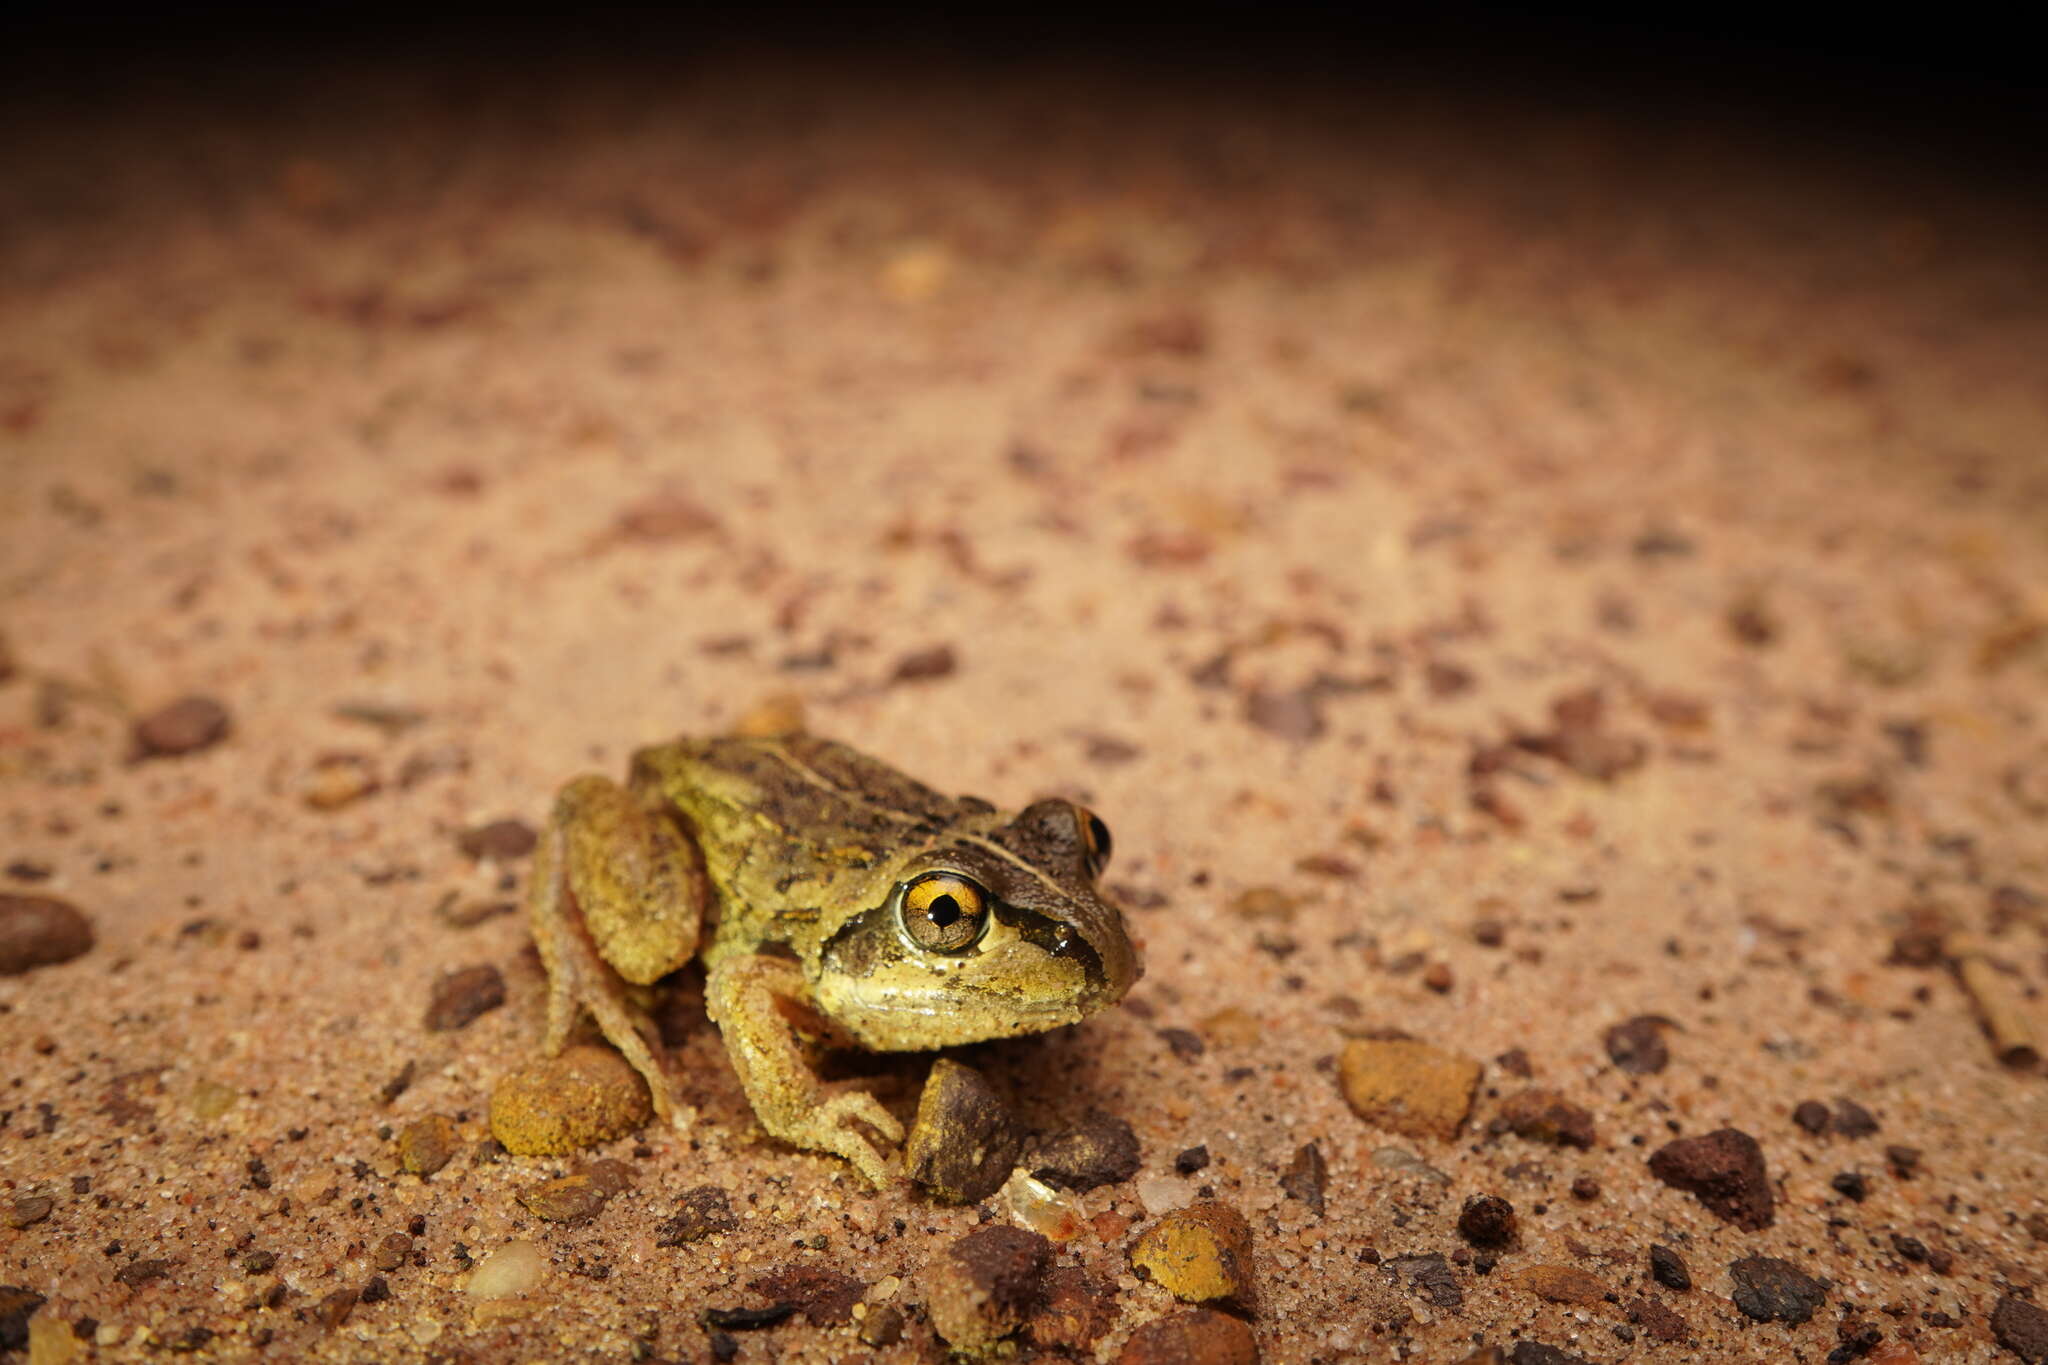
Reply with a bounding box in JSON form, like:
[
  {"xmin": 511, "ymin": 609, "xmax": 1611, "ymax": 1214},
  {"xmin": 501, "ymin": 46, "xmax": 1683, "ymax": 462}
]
[
  {"xmin": 1627, "ymin": 1295, "xmax": 1690, "ymax": 1342},
  {"xmin": 1279, "ymin": 1142, "xmax": 1326, "ymax": 1216},
  {"xmin": 904, "ymin": 1058, "xmax": 1025, "ymax": 1204},
  {"xmin": 923, "ymin": 1225, "xmax": 1050, "ymax": 1351},
  {"xmin": 1176, "ymin": 1146, "xmax": 1211, "ymax": 1176},
  {"xmin": 1338, "ymin": 1038, "xmax": 1482, "ymax": 1142},
  {"xmin": 5, "ymin": 1195, "xmax": 52, "ymax": 1229},
  {"xmin": 1604, "ymin": 1015, "xmax": 1673, "ymax": 1074},
  {"xmin": 301, "ymin": 752, "xmax": 380, "ymax": 810},
  {"xmin": 656, "ymin": 1186, "xmax": 737, "ymax": 1245},
  {"xmin": 466, "ymin": 1241, "xmax": 546, "ymax": 1299},
  {"xmin": 1649, "ymin": 1243, "xmax": 1691, "ymax": 1291},
  {"xmin": 1647, "ymin": 1128, "xmax": 1774, "ymax": 1230},
  {"xmin": 372, "ymin": 1233, "xmax": 412, "ymax": 1272},
  {"xmin": 396, "ymin": 1115, "xmax": 461, "ymax": 1177},
  {"xmin": 315, "ymin": 1288, "xmax": 358, "ymax": 1329},
  {"xmin": 1129, "ymin": 1201, "xmax": 1257, "ymax": 1310},
  {"xmin": 1992, "ymin": 1295, "xmax": 2048, "ymax": 1364},
  {"xmin": 1728, "ymin": 1255, "xmax": 1828, "ymax": 1325},
  {"xmin": 1890, "ymin": 1234, "xmax": 1928, "ymax": 1262},
  {"xmin": 1384, "ymin": 1253, "xmax": 1463, "ymax": 1311},
  {"xmin": 112, "ymin": 1259, "xmax": 172, "ymax": 1287},
  {"xmin": 438, "ymin": 898, "xmax": 516, "ymax": 929},
  {"xmin": 456, "ymin": 819, "xmax": 537, "ymax": 861},
  {"xmin": 1887, "ymin": 1145, "xmax": 1924, "ymax": 1177},
  {"xmin": 0, "ymin": 894, "xmax": 94, "ymax": 975},
  {"xmin": 1117, "ymin": 1309, "xmax": 1259, "ymax": 1365},
  {"xmin": 1569, "ymin": 1175, "xmax": 1600, "ymax": 1201},
  {"xmin": 1924, "ymin": 1246, "xmax": 1954, "ymax": 1275},
  {"xmin": 1422, "ymin": 962, "xmax": 1454, "ymax": 993},
  {"xmin": 890, "ymin": 644, "xmax": 958, "ymax": 684},
  {"xmin": 359, "ymin": 1275, "xmax": 391, "ymax": 1305},
  {"xmin": 2026, "ymin": 1211, "xmax": 2048, "ymax": 1244},
  {"xmin": 1832, "ymin": 1098, "xmax": 1881, "ymax": 1137},
  {"xmin": 424, "ymin": 964, "xmax": 506, "ymax": 1031},
  {"xmin": 1457, "ymin": 1194, "xmax": 1517, "ymax": 1247},
  {"xmin": 747, "ymin": 1266, "xmax": 863, "ymax": 1326},
  {"xmin": 133, "ymin": 696, "xmax": 231, "ymax": 758},
  {"xmin": 1515, "ymin": 1264, "xmax": 1608, "ymax": 1306},
  {"xmin": 517, "ymin": 1174, "xmax": 608, "ymax": 1224},
  {"xmin": 1831, "ymin": 1170, "xmax": 1870, "ymax": 1201},
  {"xmin": 489, "ymin": 1045, "xmax": 652, "ymax": 1155},
  {"xmin": 1159, "ymin": 1027, "xmax": 1206, "ymax": 1061},
  {"xmin": 242, "ymin": 1250, "xmax": 276, "ymax": 1275},
  {"xmin": 858, "ymin": 1304, "xmax": 904, "ymax": 1347},
  {"xmin": 1511, "ymin": 1343, "xmax": 1596, "ymax": 1365},
  {"xmin": 732, "ymin": 692, "xmax": 807, "ymax": 739},
  {"xmin": 1033, "ymin": 1110, "xmax": 1141, "ymax": 1191},
  {"xmin": 1490, "ymin": 1088, "xmax": 1596, "ymax": 1148},
  {"xmin": 1026, "ymin": 1265, "xmax": 1118, "ymax": 1353},
  {"xmin": 1792, "ymin": 1099, "xmax": 1832, "ymax": 1135}
]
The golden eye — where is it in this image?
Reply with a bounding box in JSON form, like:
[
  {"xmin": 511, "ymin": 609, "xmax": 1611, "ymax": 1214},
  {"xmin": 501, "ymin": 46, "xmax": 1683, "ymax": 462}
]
[
  {"xmin": 901, "ymin": 872, "xmax": 990, "ymax": 953},
  {"xmin": 1078, "ymin": 807, "xmax": 1113, "ymax": 878}
]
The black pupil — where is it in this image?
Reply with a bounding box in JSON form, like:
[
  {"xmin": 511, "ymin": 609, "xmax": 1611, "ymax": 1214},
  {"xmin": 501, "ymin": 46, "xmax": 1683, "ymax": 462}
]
[
  {"xmin": 927, "ymin": 895, "xmax": 961, "ymax": 928},
  {"xmin": 1089, "ymin": 816, "xmax": 1112, "ymax": 862}
]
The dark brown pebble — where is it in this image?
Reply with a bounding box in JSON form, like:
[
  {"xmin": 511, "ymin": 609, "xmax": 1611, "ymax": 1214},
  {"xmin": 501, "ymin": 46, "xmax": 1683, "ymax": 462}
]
[
  {"xmin": 1027, "ymin": 1265, "xmax": 1118, "ymax": 1354},
  {"xmin": 702, "ymin": 1304, "xmax": 795, "ymax": 1331},
  {"xmin": 903, "ymin": 1058, "xmax": 1024, "ymax": 1205},
  {"xmin": 397, "ymin": 1115, "xmax": 459, "ymax": 1176},
  {"xmin": 1422, "ymin": 962, "xmax": 1454, "ymax": 993},
  {"xmin": 1116, "ymin": 1308, "xmax": 1258, "ymax": 1365},
  {"xmin": 1472, "ymin": 919, "xmax": 1506, "ymax": 947},
  {"xmin": 1033, "ymin": 1110, "xmax": 1140, "ymax": 1191},
  {"xmin": 1924, "ymin": 1246, "xmax": 1954, "ymax": 1275},
  {"xmin": 1627, "ymin": 1295, "xmax": 1689, "ymax": 1342},
  {"xmin": 5, "ymin": 1195, "xmax": 53, "ymax": 1229},
  {"xmin": 242, "ymin": 1250, "xmax": 276, "ymax": 1275},
  {"xmin": 1159, "ymin": 1027, "xmax": 1206, "ymax": 1061},
  {"xmin": 1176, "ymin": 1145, "xmax": 1211, "ymax": 1175},
  {"xmin": 0, "ymin": 894, "xmax": 94, "ymax": 975},
  {"xmin": 1279, "ymin": 1141, "xmax": 1326, "ymax": 1216},
  {"xmin": 1992, "ymin": 1294, "xmax": 2048, "ymax": 1364},
  {"xmin": 1728, "ymin": 1256, "xmax": 1827, "ymax": 1325},
  {"xmin": 925, "ymin": 1225, "xmax": 1050, "ymax": 1350},
  {"xmin": 133, "ymin": 696, "xmax": 231, "ymax": 759},
  {"xmin": 423, "ymin": 964, "xmax": 506, "ymax": 1031},
  {"xmin": 746, "ymin": 1266, "xmax": 863, "ymax": 1326},
  {"xmin": 372, "ymin": 1233, "xmax": 412, "ymax": 1272},
  {"xmin": 655, "ymin": 1186, "xmax": 736, "ymax": 1245},
  {"xmin": 1887, "ymin": 1145, "xmax": 1923, "ymax": 1177},
  {"xmin": 1792, "ymin": 1099, "xmax": 1831, "ymax": 1135},
  {"xmin": 1457, "ymin": 1194, "xmax": 1516, "ymax": 1247},
  {"xmin": 1603, "ymin": 1015, "xmax": 1672, "ymax": 1074},
  {"xmin": 1509, "ymin": 1345, "xmax": 1595, "ymax": 1365},
  {"xmin": 1647, "ymin": 1128, "xmax": 1774, "ymax": 1230},
  {"xmin": 1832, "ymin": 1098, "xmax": 1880, "ymax": 1137},
  {"xmin": 2026, "ymin": 1210, "xmax": 2048, "ymax": 1244},
  {"xmin": 1494, "ymin": 1048, "xmax": 1533, "ymax": 1078},
  {"xmin": 1831, "ymin": 1170, "xmax": 1870, "ymax": 1201},
  {"xmin": 858, "ymin": 1304, "xmax": 904, "ymax": 1348},
  {"xmin": 1890, "ymin": 1234, "xmax": 1928, "ymax": 1262},
  {"xmin": 359, "ymin": 1275, "xmax": 390, "ymax": 1305},
  {"xmin": 113, "ymin": 1259, "xmax": 173, "ymax": 1287},
  {"xmin": 1491, "ymin": 1088, "xmax": 1596, "ymax": 1149},
  {"xmin": 315, "ymin": 1286, "xmax": 359, "ymax": 1328},
  {"xmin": 890, "ymin": 644, "xmax": 958, "ymax": 683},
  {"xmin": 1385, "ymin": 1252, "xmax": 1463, "ymax": 1311},
  {"xmin": 1569, "ymin": 1175, "xmax": 1600, "ymax": 1201},
  {"xmin": 456, "ymin": 819, "xmax": 537, "ymax": 861},
  {"xmin": 1649, "ymin": 1243, "xmax": 1691, "ymax": 1291},
  {"xmin": 4, "ymin": 860, "xmax": 51, "ymax": 882}
]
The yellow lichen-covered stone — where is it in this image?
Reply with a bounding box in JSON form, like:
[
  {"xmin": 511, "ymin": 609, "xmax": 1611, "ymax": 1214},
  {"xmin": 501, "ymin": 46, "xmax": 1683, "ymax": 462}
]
[
  {"xmin": 1129, "ymin": 1201, "xmax": 1258, "ymax": 1310},
  {"xmin": 1337, "ymin": 1039, "xmax": 1481, "ymax": 1142},
  {"xmin": 489, "ymin": 1045, "xmax": 651, "ymax": 1156}
]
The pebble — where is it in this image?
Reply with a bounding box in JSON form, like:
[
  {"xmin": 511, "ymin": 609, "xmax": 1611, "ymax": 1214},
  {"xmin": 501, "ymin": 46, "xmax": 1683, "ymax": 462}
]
[
  {"xmin": 489, "ymin": 1045, "xmax": 652, "ymax": 1155},
  {"xmin": 1992, "ymin": 1295, "xmax": 2048, "ymax": 1364},
  {"xmin": 1514, "ymin": 1264, "xmax": 1607, "ymax": 1306},
  {"xmin": 1279, "ymin": 1142, "xmax": 1326, "ymax": 1216},
  {"xmin": 1507, "ymin": 1344, "xmax": 1595, "ymax": 1365},
  {"xmin": 517, "ymin": 1174, "xmax": 610, "ymax": 1224},
  {"xmin": 1033, "ymin": 1110, "xmax": 1141, "ymax": 1191},
  {"xmin": 1832, "ymin": 1098, "xmax": 1881, "ymax": 1137},
  {"xmin": 746, "ymin": 1266, "xmax": 864, "ymax": 1326},
  {"xmin": 424, "ymin": 964, "xmax": 507, "ymax": 1031},
  {"xmin": 466, "ymin": 1241, "xmax": 546, "ymax": 1299},
  {"xmin": 396, "ymin": 1115, "xmax": 461, "ymax": 1177},
  {"xmin": 1792, "ymin": 1098, "xmax": 1832, "ymax": 1135},
  {"xmin": 857, "ymin": 1305, "xmax": 904, "ymax": 1348},
  {"xmin": 1456, "ymin": 1195, "xmax": 1516, "ymax": 1248},
  {"xmin": 1385, "ymin": 1253, "xmax": 1462, "ymax": 1311},
  {"xmin": 1648, "ymin": 1243, "xmax": 1691, "ymax": 1291},
  {"xmin": 656, "ymin": 1186, "xmax": 737, "ymax": 1245},
  {"xmin": 1337, "ymin": 1038, "xmax": 1482, "ymax": 1142},
  {"xmin": 1027, "ymin": 1265, "xmax": 1119, "ymax": 1354},
  {"xmin": 132, "ymin": 696, "xmax": 231, "ymax": 759},
  {"xmin": 903, "ymin": 1058, "xmax": 1024, "ymax": 1204},
  {"xmin": 1117, "ymin": 1309, "xmax": 1258, "ymax": 1365},
  {"xmin": 1626, "ymin": 1295, "xmax": 1689, "ymax": 1342},
  {"xmin": 731, "ymin": 692, "xmax": 807, "ymax": 739},
  {"xmin": 1003, "ymin": 1169, "xmax": 1088, "ymax": 1240},
  {"xmin": 922, "ymin": 1224, "xmax": 1050, "ymax": 1351},
  {"xmin": 1129, "ymin": 1201, "xmax": 1257, "ymax": 1310},
  {"xmin": 301, "ymin": 752, "xmax": 380, "ymax": 810},
  {"xmin": 4, "ymin": 1195, "xmax": 52, "ymax": 1230},
  {"xmin": 1646, "ymin": 1127, "xmax": 1774, "ymax": 1230},
  {"xmin": 456, "ymin": 819, "xmax": 538, "ymax": 862},
  {"xmin": 1727, "ymin": 1255, "xmax": 1827, "ymax": 1325},
  {"xmin": 0, "ymin": 894, "xmax": 94, "ymax": 975},
  {"xmin": 1490, "ymin": 1088, "xmax": 1596, "ymax": 1148},
  {"xmin": 1603, "ymin": 1015, "xmax": 1673, "ymax": 1074},
  {"xmin": 372, "ymin": 1233, "xmax": 412, "ymax": 1272},
  {"xmin": 1176, "ymin": 1145, "xmax": 1211, "ymax": 1175}
]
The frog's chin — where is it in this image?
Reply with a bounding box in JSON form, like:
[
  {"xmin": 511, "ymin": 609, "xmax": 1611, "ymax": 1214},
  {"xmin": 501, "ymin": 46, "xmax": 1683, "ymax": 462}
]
[{"xmin": 814, "ymin": 982, "xmax": 1107, "ymax": 1052}]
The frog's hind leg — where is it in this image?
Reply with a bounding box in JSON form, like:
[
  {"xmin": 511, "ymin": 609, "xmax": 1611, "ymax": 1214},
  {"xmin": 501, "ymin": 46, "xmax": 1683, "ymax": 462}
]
[
  {"xmin": 705, "ymin": 953, "xmax": 905, "ymax": 1188},
  {"xmin": 528, "ymin": 774, "xmax": 706, "ymax": 1128}
]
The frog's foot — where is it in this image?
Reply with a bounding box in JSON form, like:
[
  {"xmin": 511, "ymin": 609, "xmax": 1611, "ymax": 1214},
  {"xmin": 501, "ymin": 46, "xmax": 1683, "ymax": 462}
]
[
  {"xmin": 706, "ymin": 952, "xmax": 903, "ymax": 1189},
  {"xmin": 528, "ymin": 775, "xmax": 706, "ymax": 1129}
]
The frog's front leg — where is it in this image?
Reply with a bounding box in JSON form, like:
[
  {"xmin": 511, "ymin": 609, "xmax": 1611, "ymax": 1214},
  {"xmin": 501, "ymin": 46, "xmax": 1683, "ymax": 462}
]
[
  {"xmin": 528, "ymin": 774, "xmax": 705, "ymax": 1127},
  {"xmin": 705, "ymin": 953, "xmax": 905, "ymax": 1188}
]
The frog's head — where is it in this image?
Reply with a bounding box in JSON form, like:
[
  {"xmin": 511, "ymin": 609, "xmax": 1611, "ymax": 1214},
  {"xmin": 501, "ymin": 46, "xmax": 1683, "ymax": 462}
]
[{"xmin": 813, "ymin": 798, "xmax": 1141, "ymax": 1051}]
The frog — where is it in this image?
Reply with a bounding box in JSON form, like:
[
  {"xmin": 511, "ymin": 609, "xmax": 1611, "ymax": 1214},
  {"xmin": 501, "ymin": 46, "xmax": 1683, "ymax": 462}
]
[{"xmin": 525, "ymin": 732, "xmax": 1141, "ymax": 1187}]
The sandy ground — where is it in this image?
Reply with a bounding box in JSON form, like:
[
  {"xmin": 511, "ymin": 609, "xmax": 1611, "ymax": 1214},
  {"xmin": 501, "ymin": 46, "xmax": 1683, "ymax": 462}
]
[{"xmin": 2, "ymin": 52, "xmax": 2046, "ymax": 1365}]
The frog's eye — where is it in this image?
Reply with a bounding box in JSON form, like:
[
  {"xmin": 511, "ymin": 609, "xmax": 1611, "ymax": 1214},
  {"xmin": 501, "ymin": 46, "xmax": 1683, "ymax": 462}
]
[
  {"xmin": 901, "ymin": 872, "xmax": 990, "ymax": 953},
  {"xmin": 1079, "ymin": 807, "xmax": 1113, "ymax": 878}
]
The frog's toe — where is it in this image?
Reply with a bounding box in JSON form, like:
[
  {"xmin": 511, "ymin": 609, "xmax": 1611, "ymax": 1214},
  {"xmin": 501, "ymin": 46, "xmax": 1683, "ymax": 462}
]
[{"xmin": 812, "ymin": 1092, "xmax": 902, "ymax": 1187}]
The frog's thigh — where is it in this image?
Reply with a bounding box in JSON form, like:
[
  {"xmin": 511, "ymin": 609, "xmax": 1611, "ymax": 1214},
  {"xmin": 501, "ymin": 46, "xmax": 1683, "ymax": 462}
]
[
  {"xmin": 528, "ymin": 774, "xmax": 705, "ymax": 1126},
  {"xmin": 705, "ymin": 953, "xmax": 905, "ymax": 1188}
]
